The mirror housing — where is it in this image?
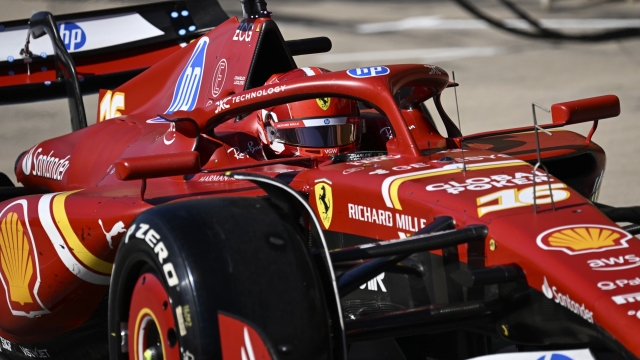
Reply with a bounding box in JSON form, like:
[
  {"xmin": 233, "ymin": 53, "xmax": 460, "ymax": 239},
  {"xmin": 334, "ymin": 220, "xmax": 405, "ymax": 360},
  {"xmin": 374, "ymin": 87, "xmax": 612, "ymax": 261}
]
[
  {"xmin": 115, "ymin": 151, "xmax": 200, "ymax": 181},
  {"xmin": 551, "ymin": 95, "xmax": 620, "ymax": 125}
]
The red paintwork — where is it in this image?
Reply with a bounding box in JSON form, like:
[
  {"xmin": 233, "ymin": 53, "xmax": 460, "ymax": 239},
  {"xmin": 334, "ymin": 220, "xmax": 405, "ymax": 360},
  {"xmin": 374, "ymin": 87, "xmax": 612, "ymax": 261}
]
[
  {"xmin": 551, "ymin": 95, "xmax": 620, "ymax": 125},
  {"xmin": 0, "ymin": 12, "xmax": 637, "ymax": 358},
  {"xmin": 218, "ymin": 314, "xmax": 273, "ymax": 360},
  {"xmin": 114, "ymin": 151, "xmax": 200, "ymax": 181}
]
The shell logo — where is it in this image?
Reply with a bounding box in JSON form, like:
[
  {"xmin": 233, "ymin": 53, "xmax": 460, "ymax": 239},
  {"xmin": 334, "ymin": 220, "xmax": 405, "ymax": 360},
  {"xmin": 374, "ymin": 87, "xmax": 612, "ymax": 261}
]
[
  {"xmin": 0, "ymin": 212, "xmax": 34, "ymax": 305},
  {"xmin": 537, "ymin": 225, "xmax": 632, "ymax": 255},
  {"xmin": 0, "ymin": 200, "xmax": 49, "ymax": 317}
]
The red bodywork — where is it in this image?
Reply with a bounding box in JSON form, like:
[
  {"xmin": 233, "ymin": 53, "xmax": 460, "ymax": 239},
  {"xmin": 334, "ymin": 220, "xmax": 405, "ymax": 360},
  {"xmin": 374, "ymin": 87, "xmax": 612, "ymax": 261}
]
[{"xmin": 0, "ymin": 13, "xmax": 636, "ymax": 358}]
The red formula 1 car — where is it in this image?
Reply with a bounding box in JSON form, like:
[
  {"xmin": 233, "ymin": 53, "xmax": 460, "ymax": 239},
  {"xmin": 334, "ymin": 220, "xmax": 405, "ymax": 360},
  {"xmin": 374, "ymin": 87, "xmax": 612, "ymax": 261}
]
[{"xmin": 0, "ymin": 1, "xmax": 638, "ymax": 359}]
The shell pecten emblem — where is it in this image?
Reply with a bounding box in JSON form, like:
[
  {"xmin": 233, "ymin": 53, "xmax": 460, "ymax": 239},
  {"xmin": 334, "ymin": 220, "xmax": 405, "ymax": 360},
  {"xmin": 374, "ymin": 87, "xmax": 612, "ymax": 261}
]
[
  {"xmin": 314, "ymin": 179, "xmax": 333, "ymax": 229},
  {"xmin": 0, "ymin": 200, "xmax": 49, "ymax": 317},
  {"xmin": 537, "ymin": 224, "xmax": 633, "ymax": 255},
  {"xmin": 0, "ymin": 212, "xmax": 33, "ymax": 305}
]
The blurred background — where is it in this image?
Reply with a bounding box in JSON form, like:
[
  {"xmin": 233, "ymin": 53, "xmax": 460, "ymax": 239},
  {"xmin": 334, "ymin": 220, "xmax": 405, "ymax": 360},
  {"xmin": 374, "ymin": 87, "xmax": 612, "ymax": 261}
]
[{"xmin": 0, "ymin": 0, "xmax": 639, "ymax": 205}]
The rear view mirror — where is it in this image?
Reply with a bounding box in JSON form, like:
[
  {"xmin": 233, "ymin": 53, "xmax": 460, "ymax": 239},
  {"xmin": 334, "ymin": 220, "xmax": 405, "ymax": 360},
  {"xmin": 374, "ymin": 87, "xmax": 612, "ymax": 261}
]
[
  {"xmin": 551, "ymin": 95, "xmax": 620, "ymax": 125},
  {"xmin": 115, "ymin": 151, "xmax": 201, "ymax": 181}
]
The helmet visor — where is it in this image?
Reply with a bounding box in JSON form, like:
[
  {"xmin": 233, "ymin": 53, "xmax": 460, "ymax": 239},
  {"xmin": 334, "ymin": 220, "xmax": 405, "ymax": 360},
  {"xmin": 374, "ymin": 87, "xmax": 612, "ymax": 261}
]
[{"xmin": 272, "ymin": 116, "xmax": 357, "ymax": 148}]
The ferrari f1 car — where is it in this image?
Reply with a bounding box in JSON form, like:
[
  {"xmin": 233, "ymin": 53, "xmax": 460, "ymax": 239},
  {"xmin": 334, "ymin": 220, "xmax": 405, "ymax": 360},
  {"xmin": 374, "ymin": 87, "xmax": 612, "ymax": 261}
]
[{"xmin": 0, "ymin": 1, "xmax": 638, "ymax": 359}]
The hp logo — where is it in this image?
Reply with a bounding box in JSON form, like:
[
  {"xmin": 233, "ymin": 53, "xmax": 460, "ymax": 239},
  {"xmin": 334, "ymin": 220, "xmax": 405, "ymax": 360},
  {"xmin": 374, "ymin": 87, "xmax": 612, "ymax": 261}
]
[
  {"xmin": 58, "ymin": 22, "xmax": 86, "ymax": 51},
  {"xmin": 537, "ymin": 354, "xmax": 574, "ymax": 360},
  {"xmin": 324, "ymin": 119, "xmax": 330, "ymax": 125},
  {"xmin": 347, "ymin": 66, "xmax": 390, "ymax": 78},
  {"xmin": 166, "ymin": 36, "xmax": 209, "ymax": 114}
]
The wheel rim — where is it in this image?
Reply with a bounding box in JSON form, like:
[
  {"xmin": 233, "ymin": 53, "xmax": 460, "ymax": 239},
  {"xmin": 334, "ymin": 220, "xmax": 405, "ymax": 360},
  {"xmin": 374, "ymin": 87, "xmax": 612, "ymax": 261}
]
[{"xmin": 128, "ymin": 273, "xmax": 180, "ymax": 360}]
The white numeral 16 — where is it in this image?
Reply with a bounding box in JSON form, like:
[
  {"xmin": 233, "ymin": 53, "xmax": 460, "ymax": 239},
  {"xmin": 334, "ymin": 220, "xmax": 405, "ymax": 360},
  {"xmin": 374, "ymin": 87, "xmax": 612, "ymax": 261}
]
[{"xmin": 477, "ymin": 183, "xmax": 570, "ymax": 217}]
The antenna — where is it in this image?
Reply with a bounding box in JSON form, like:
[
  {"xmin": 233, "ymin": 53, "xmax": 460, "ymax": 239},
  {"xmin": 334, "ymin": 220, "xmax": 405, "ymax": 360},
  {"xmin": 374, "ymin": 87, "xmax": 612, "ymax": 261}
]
[
  {"xmin": 240, "ymin": 0, "xmax": 271, "ymax": 18},
  {"xmin": 452, "ymin": 71, "xmax": 466, "ymax": 172},
  {"xmin": 531, "ymin": 103, "xmax": 555, "ymax": 213}
]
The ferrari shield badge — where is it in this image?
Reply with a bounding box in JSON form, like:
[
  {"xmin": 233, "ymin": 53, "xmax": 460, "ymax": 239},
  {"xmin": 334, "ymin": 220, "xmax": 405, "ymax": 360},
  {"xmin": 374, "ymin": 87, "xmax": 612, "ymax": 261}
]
[
  {"xmin": 314, "ymin": 181, "xmax": 333, "ymax": 229},
  {"xmin": 537, "ymin": 225, "xmax": 632, "ymax": 255},
  {"xmin": 316, "ymin": 98, "xmax": 330, "ymax": 111},
  {"xmin": 0, "ymin": 200, "xmax": 49, "ymax": 317}
]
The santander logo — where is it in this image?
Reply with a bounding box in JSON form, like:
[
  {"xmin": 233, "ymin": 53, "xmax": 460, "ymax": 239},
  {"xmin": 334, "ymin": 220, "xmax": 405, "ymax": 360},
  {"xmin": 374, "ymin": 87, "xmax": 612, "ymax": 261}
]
[
  {"xmin": 22, "ymin": 146, "xmax": 70, "ymax": 181},
  {"xmin": 541, "ymin": 276, "xmax": 593, "ymax": 323}
]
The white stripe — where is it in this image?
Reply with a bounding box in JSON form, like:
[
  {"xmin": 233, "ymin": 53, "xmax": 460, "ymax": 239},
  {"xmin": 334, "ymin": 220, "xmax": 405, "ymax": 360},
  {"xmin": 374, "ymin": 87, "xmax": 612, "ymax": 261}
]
[
  {"xmin": 38, "ymin": 193, "xmax": 111, "ymax": 285},
  {"xmin": 356, "ymin": 16, "xmax": 640, "ymax": 34},
  {"xmin": 302, "ymin": 117, "xmax": 348, "ymax": 127},
  {"xmin": 317, "ymin": 47, "xmax": 503, "ymax": 64},
  {"xmin": 230, "ymin": 173, "xmax": 347, "ymax": 358},
  {"xmin": 381, "ymin": 159, "xmax": 525, "ymax": 208},
  {"xmin": 301, "ymin": 67, "xmax": 316, "ymax": 76}
]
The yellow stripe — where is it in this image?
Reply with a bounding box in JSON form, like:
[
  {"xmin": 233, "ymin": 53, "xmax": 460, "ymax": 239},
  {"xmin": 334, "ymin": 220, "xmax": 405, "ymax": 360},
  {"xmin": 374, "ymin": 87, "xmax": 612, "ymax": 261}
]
[
  {"xmin": 390, "ymin": 161, "xmax": 525, "ymax": 210},
  {"xmin": 52, "ymin": 190, "xmax": 113, "ymax": 275}
]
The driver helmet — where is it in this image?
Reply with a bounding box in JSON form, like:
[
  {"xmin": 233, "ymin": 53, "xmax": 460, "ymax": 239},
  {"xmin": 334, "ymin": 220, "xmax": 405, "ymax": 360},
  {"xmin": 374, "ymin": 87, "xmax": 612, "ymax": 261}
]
[{"xmin": 259, "ymin": 67, "xmax": 360, "ymax": 159}]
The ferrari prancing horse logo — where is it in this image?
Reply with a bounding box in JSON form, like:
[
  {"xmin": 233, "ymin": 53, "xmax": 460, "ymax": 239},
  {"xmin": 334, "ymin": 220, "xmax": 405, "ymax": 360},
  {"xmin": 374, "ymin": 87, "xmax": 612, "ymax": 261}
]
[
  {"xmin": 316, "ymin": 98, "xmax": 330, "ymax": 111},
  {"xmin": 315, "ymin": 181, "xmax": 333, "ymax": 229}
]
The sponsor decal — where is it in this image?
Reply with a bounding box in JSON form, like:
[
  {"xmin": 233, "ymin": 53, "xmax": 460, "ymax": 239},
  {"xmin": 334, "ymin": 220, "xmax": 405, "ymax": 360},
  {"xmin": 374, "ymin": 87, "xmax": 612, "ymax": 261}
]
[
  {"xmin": 346, "ymin": 154, "xmax": 401, "ymax": 166},
  {"xmin": 542, "ymin": 277, "xmax": 594, "ymax": 323},
  {"xmin": 453, "ymin": 154, "xmax": 510, "ymax": 163},
  {"xmin": 324, "ymin": 148, "xmax": 338, "ymax": 155},
  {"xmin": 315, "ymin": 179, "xmax": 333, "ymax": 229},
  {"xmin": 380, "ymin": 127, "xmax": 393, "ymax": 139},
  {"xmin": 98, "ymin": 219, "xmax": 126, "ymax": 249},
  {"xmin": 598, "ymin": 277, "xmax": 640, "ymax": 291},
  {"xmin": 588, "ymin": 254, "xmax": 640, "ymax": 271},
  {"xmin": 164, "ymin": 122, "xmax": 177, "ymax": 145},
  {"xmin": 58, "ymin": 22, "xmax": 86, "ymax": 51},
  {"xmin": 425, "ymin": 64, "xmax": 443, "ymax": 74},
  {"xmin": 176, "ymin": 305, "xmax": 187, "ymax": 336},
  {"xmin": 612, "ymin": 291, "xmax": 640, "ymax": 305},
  {"xmin": 211, "ymin": 59, "xmax": 227, "ymax": 97},
  {"xmin": 316, "ymin": 97, "xmax": 330, "ymax": 110},
  {"xmin": 537, "ymin": 225, "xmax": 632, "ymax": 255},
  {"xmin": 360, "ymin": 273, "xmax": 387, "ymax": 292},
  {"xmin": 21, "ymin": 146, "xmax": 71, "ymax": 181},
  {"xmin": 368, "ymin": 162, "xmax": 431, "ymax": 175},
  {"xmin": 381, "ymin": 159, "xmax": 526, "ymax": 210},
  {"xmin": 182, "ymin": 349, "xmax": 195, "ymax": 360},
  {"xmin": 227, "ymin": 141, "xmax": 262, "ymax": 160},
  {"xmin": 125, "ymin": 223, "xmax": 179, "ymax": 287},
  {"xmin": 0, "ymin": 201, "xmax": 49, "ymax": 317},
  {"xmin": 233, "ymin": 75, "xmax": 246, "ymax": 86},
  {"xmin": 232, "ymin": 22, "xmax": 254, "ymax": 42},
  {"xmin": 477, "ymin": 183, "xmax": 570, "ymax": 217},
  {"xmin": 0, "ymin": 336, "xmax": 50, "ymax": 358},
  {"xmin": 198, "ymin": 175, "xmax": 234, "ymax": 182},
  {"xmin": 348, "ymin": 203, "xmax": 428, "ymax": 232},
  {"xmin": 347, "ymin": 66, "xmax": 390, "ymax": 78},
  {"xmin": 0, "ymin": 337, "xmax": 10, "ymax": 351},
  {"xmin": 343, "ymin": 167, "xmax": 365, "ymax": 175},
  {"xmin": 215, "ymin": 85, "xmax": 287, "ymax": 114},
  {"xmin": 427, "ymin": 171, "xmax": 549, "ymax": 194},
  {"xmin": 19, "ymin": 346, "xmax": 50, "ymax": 358},
  {"xmin": 166, "ymin": 36, "xmax": 209, "ymax": 114},
  {"xmin": 98, "ymin": 90, "xmax": 125, "ymax": 122},
  {"xmin": 38, "ymin": 192, "xmax": 111, "ymax": 285}
]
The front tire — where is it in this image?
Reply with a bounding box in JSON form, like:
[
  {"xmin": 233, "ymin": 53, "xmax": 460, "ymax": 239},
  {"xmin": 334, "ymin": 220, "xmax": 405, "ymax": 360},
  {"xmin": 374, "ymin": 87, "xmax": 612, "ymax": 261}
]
[{"xmin": 108, "ymin": 197, "xmax": 332, "ymax": 360}]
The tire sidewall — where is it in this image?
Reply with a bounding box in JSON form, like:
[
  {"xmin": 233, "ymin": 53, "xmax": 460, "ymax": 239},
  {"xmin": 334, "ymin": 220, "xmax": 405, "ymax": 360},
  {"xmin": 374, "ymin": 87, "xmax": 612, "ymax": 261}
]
[{"xmin": 108, "ymin": 217, "xmax": 213, "ymax": 360}]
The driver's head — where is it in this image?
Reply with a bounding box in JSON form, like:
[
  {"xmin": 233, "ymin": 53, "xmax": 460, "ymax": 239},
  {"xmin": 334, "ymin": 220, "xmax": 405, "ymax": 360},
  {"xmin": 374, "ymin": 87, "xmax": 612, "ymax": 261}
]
[{"xmin": 259, "ymin": 67, "xmax": 360, "ymax": 158}]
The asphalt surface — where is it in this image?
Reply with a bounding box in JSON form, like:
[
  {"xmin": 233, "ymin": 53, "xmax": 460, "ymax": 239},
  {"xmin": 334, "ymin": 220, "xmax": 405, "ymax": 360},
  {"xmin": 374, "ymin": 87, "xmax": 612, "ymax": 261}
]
[{"xmin": 1, "ymin": 0, "xmax": 640, "ymax": 206}]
